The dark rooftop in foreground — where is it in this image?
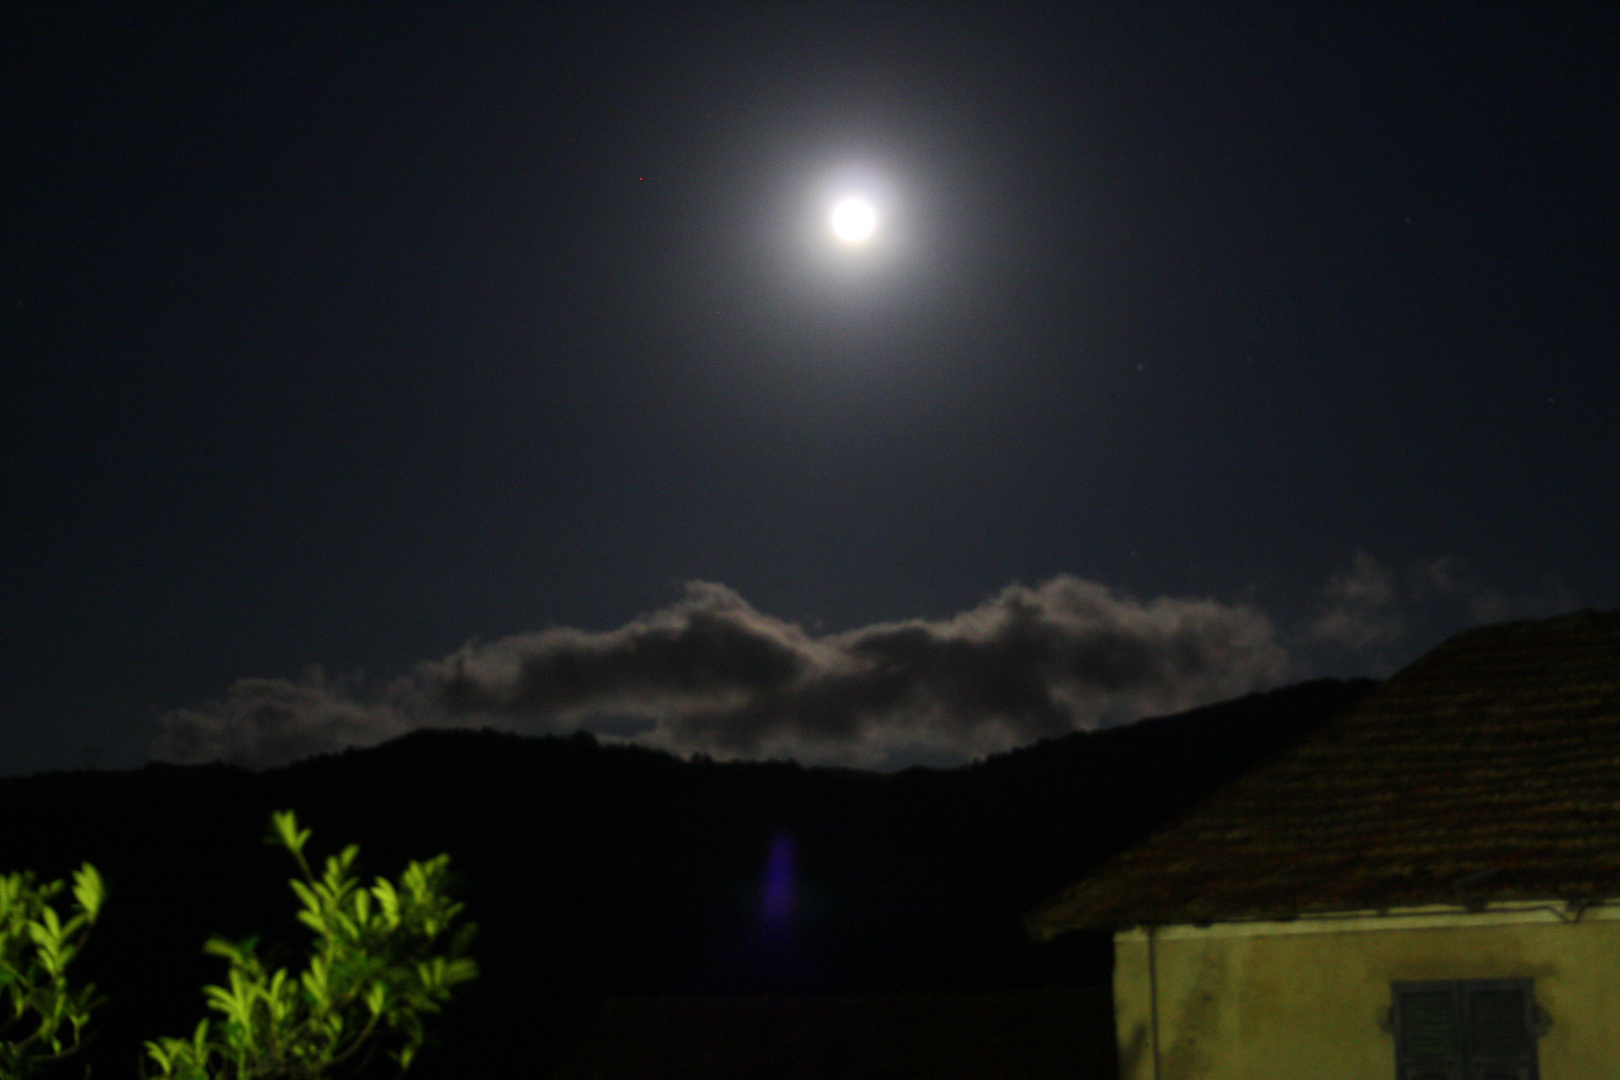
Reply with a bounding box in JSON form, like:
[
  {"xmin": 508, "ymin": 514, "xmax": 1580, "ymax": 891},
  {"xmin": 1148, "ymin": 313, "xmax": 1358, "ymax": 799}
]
[{"xmin": 1029, "ymin": 609, "xmax": 1620, "ymax": 936}]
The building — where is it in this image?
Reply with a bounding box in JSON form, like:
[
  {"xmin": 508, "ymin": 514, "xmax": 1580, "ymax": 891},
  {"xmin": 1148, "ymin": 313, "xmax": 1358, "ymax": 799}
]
[{"xmin": 1028, "ymin": 610, "xmax": 1620, "ymax": 1080}]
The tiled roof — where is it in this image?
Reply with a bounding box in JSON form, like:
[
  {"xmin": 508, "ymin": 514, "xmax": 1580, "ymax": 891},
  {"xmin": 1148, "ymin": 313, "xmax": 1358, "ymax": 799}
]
[{"xmin": 1028, "ymin": 610, "xmax": 1620, "ymax": 935}]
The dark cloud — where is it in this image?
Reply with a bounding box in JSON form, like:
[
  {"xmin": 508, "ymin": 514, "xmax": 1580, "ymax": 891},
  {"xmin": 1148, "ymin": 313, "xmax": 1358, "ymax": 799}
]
[
  {"xmin": 1308, "ymin": 551, "xmax": 1404, "ymax": 651},
  {"xmin": 1412, "ymin": 557, "xmax": 1577, "ymax": 628},
  {"xmin": 629, "ymin": 577, "xmax": 1290, "ymax": 764},
  {"xmin": 153, "ymin": 576, "xmax": 1289, "ymax": 770},
  {"xmin": 151, "ymin": 670, "xmax": 420, "ymax": 769},
  {"xmin": 153, "ymin": 559, "xmax": 1585, "ymax": 770},
  {"xmin": 1302, "ymin": 551, "xmax": 1580, "ymax": 674}
]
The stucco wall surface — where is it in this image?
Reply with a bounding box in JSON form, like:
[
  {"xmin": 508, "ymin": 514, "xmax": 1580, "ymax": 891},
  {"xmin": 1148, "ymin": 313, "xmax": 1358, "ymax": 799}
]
[{"xmin": 1112, "ymin": 908, "xmax": 1620, "ymax": 1080}]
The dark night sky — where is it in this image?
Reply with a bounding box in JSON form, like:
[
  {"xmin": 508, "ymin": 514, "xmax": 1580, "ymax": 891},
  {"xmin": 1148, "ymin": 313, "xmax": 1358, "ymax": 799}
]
[{"xmin": 5, "ymin": 3, "xmax": 1617, "ymax": 776}]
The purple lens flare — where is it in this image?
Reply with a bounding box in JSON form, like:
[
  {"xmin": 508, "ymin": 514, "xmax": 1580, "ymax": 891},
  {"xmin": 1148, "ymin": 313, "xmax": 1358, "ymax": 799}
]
[{"xmin": 762, "ymin": 832, "xmax": 796, "ymax": 926}]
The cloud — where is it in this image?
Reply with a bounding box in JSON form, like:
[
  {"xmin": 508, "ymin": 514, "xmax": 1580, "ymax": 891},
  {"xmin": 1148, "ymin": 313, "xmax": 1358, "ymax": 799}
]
[
  {"xmin": 151, "ymin": 670, "xmax": 421, "ymax": 769},
  {"xmin": 1309, "ymin": 551, "xmax": 1403, "ymax": 650},
  {"xmin": 1302, "ymin": 551, "xmax": 1580, "ymax": 673},
  {"xmin": 152, "ymin": 576, "xmax": 1290, "ymax": 771},
  {"xmin": 1413, "ymin": 556, "xmax": 1578, "ymax": 626}
]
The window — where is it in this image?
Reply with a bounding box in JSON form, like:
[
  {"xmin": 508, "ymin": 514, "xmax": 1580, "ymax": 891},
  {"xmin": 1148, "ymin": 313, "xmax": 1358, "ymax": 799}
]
[{"xmin": 1392, "ymin": 979, "xmax": 1539, "ymax": 1080}]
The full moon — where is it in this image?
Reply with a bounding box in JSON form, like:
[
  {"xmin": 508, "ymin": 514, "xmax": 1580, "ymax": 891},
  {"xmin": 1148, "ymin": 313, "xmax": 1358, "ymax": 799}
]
[{"xmin": 830, "ymin": 198, "xmax": 877, "ymax": 243}]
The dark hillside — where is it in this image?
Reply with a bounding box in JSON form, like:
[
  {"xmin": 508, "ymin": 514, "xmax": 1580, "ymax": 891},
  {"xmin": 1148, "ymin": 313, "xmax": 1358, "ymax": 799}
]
[{"xmin": 0, "ymin": 677, "xmax": 1372, "ymax": 1080}]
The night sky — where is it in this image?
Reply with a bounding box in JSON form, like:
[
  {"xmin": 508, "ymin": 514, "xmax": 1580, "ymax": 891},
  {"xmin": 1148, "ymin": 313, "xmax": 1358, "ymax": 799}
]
[{"xmin": 5, "ymin": 4, "xmax": 1616, "ymax": 776}]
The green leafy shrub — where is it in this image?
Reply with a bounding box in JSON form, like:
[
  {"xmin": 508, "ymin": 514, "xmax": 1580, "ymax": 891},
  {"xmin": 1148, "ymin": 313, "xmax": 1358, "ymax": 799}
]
[
  {"xmin": 0, "ymin": 863, "xmax": 106, "ymax": 1080},
  {"xmin": 142, "ymin": 811, "xmax": 476, "ymax": 1080}
]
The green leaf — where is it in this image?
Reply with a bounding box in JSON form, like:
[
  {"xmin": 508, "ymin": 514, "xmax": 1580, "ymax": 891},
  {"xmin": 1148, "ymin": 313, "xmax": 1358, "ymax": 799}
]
[
  {"xmin": 351, "ymin": 887, "xmax": 371, "ymax": 930},
  {"xmin": 288, "ymin": 878, "xmax": 320, "ymax": 915},
  {"xmin": 270, "ymin": 810, "xmax": 311, "ymax": 861},
  {"xmin": 69, "ymin": 864, "xmax": 104, "ymax": 924},
  {"xmin": 370, "ymin": 878, "xmax": 400, "ymax": 929}
]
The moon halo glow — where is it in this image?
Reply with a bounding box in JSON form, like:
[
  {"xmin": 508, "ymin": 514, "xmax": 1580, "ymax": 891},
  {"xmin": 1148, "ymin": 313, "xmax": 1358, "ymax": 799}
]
[{"xmin": 830, "ymin": 198, "xmax": 878, "ymax": 243}]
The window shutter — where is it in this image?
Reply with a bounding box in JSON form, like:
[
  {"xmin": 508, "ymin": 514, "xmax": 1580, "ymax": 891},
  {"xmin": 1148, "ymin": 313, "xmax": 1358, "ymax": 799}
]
[
  {"xmin": 1395, "ymin": 986, "xmax": 1463, "ymax": 1080},
  {"xmin": 1464, "ymin": 984, "xmax": 1537, "ymax": 1080}
]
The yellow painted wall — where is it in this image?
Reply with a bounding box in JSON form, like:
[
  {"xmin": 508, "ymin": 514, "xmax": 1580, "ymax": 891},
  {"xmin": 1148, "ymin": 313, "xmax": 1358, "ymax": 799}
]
[{"xmin": 1111, "ymin": 907, "xmax": 1620, "ymax": 1080}]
